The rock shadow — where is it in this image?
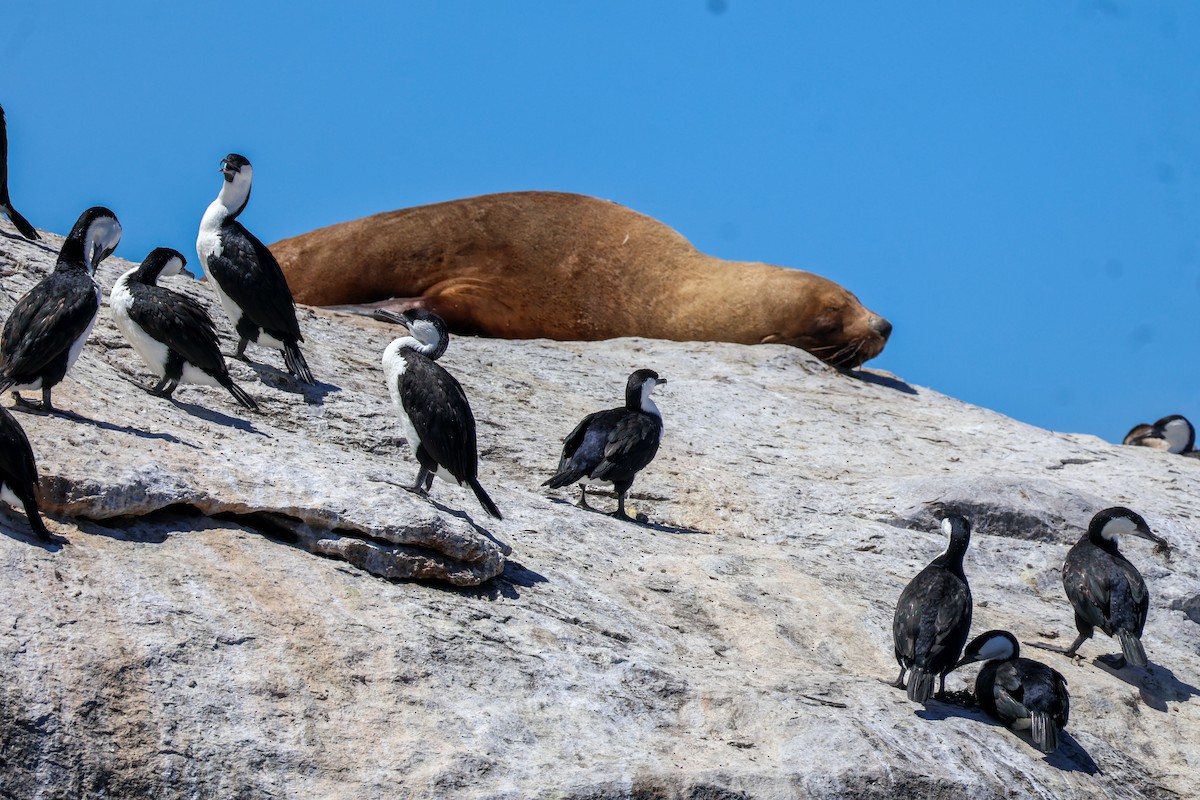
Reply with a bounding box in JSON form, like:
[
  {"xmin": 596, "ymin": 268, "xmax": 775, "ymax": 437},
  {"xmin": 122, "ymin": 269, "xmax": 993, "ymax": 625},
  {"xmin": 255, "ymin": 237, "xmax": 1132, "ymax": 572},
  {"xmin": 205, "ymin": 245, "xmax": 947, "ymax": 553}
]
[
  {"xmin": 848, "ymin": 369, "xmax": 918, "ymax": 395},
  {"xmin": 917, "ymin": 697, "xmax": 1098, "ymax": 774},
  {"xmin": 455, "ymin": 559, "xmax": 548, "ymax": 601},
  {"xmin": 71, "ymin": 511, "xmax": 186, "ymax": 544}
]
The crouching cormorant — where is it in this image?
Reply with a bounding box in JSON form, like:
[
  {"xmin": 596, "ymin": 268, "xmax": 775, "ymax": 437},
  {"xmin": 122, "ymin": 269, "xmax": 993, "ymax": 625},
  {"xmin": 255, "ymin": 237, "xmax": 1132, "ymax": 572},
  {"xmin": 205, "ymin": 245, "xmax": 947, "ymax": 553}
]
[
  {"xmin": 956, "ymin": 629, "xmax": 1070, "ymax": 753},
  {"xmin": 110, "ymin": 247, "xmax": 258, "ymax": 410},
  {"xmin": 891, "ymin": 515, "xmax": 974, "ymax": 703}
]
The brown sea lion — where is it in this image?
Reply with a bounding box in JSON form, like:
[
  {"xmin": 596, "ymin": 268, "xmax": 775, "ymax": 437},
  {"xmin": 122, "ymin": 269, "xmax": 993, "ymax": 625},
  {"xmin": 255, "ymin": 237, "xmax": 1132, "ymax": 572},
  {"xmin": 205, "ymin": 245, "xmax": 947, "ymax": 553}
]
[{"xmin": 270, "ymin": 191, "xmax": 891, "ymax": 368}]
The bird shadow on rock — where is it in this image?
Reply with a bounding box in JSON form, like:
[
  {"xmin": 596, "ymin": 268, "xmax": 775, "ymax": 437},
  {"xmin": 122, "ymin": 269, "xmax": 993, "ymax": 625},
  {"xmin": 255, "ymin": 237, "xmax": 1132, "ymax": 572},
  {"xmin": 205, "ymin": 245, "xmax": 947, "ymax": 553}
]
[
  {"xmin": 0, "ymin": 230, "xmax": 56, "ymax": 255},
  {"xmin": 643, "ymin": 518, "xmax": 709, "ymax": 535},
  {"xmin": 16, "ymin": 405, "xmax": 199, "ymax": 448},
  {"xmin": 1092, "ymin": 657, "xmax": 1200, "ymax": 711},
  {"xmin": 238, "ymin": 359, "xmax": 340, "ymax": 404},
  {"xmin": 453, "ymin": 559, "xmax": 549, "ymax": 601},
  {"xmin": 424, "ymin": 496, "xmax": 513, "ymax": 557},
  {"xmin": 0, "ymin": 513, "xmax": 68, "ymax": 550},
  {"xmin": 544, "ymin": 495, "xmax": 706, "ymax": 534},
  {"xmin": 917, "ymin": 697, "xmax": 1099, "ymax": 775},
  {"xmin": 847, "ymin": 368, "xmax": 918, "ymax": 395},
  {"xmin": 107, "ymin": 371, "xmax": 267, "ymax": 436},
  {"xmin": 169, "ymin": 398, "xmax": 268, "ymax": 437}
]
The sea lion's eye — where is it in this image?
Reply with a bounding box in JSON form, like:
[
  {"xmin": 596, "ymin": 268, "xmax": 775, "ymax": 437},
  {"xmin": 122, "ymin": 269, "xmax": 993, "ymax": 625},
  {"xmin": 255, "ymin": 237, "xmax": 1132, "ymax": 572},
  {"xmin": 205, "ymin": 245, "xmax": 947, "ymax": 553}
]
[{"xmin": 811, "ymin": 316, "xmax": 840, "ymax": 336}]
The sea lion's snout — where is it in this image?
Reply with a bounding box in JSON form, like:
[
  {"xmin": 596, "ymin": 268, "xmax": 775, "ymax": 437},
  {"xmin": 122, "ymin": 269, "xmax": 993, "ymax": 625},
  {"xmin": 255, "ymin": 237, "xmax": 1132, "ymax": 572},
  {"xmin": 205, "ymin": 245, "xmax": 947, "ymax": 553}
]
[{"xmin": 870, "ymin": 315, "xmax": 892, "ymax": 341}]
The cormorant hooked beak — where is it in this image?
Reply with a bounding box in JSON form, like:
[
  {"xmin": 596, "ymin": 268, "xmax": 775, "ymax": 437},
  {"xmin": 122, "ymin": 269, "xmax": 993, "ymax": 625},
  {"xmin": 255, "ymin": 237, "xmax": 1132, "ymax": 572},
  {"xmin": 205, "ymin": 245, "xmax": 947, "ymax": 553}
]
[
  {"xmin": 1135, "ymin": 524, "xmax": 1172, "ymax": 557},
  {"xmin": 91, "ymin": 244, "xmax": 116, "ymax": 270},
  {"xmin": 373, "ymin": 308, "xmax": 411, "ymax": 329}
]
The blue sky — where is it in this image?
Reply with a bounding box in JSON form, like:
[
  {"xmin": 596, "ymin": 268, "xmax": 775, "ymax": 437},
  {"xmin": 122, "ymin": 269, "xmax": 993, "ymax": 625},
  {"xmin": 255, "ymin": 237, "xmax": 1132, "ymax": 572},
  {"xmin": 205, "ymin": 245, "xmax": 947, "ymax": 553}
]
[{"xmin": 3, "ymin": 2, "xmax": 1198, "ymax": 442}]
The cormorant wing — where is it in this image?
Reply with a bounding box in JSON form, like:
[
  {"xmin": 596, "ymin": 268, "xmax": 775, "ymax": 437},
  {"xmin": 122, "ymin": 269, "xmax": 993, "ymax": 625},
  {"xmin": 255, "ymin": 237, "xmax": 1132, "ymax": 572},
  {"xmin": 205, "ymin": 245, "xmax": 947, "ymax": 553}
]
[
  {"xmin": 992, "ymin": 661, "xmax": 1030, "ymax": 723},
  {"xmin": 922, "ymin": 578, "xmax": 972, "ymax": 663},
  {"xmin": 592, "ymin": 412, "xmax": 662, "ymax": 480},
  {"xmin": 127, "ymin": 284, "xmax": 226, "ymax": 373},
  {"xmin": 893, "ymin": 570, "xmax": 968, "ymax": 663},
  {"xmin": 399, "ymin": 355, "xmax": 477, "ymax": 481},
  {"xmin": 1, "ymin": 276, "xmax": 97, "ymax": 377},
  {"xmin": 0, "ymin": 406, "xmax": 38, "ymax": 489},
  {"xmin": 558, "ymin": 410, "xmax": 607, "ymax": 466},
  {"xmin": 207, "ymin": 220, "xmax": 302, "ymax": 340},
  {"xmin": 0, "ymin": 104, "xmax": 9, "ymax": 202},
  {"xmin": 1016, "ymin": 659, "xmax": 1070, "ymax": 725}
]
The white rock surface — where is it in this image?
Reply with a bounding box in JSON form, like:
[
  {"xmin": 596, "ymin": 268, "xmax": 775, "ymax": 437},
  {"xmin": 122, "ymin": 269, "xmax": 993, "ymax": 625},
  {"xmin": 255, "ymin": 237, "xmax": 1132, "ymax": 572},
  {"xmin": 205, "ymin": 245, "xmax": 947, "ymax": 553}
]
[{"xmin": 0, "ymin": 230, "xmax": 1196, "ymax": 798}]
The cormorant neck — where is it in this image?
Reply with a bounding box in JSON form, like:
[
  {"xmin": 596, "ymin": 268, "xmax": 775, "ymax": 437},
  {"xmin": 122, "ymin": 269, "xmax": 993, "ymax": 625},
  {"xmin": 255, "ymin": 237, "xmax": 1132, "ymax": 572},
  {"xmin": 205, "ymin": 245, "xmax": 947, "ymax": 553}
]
[{"xmin": 216, "ymin": 173, "xmax": 252, "ymax": 219}]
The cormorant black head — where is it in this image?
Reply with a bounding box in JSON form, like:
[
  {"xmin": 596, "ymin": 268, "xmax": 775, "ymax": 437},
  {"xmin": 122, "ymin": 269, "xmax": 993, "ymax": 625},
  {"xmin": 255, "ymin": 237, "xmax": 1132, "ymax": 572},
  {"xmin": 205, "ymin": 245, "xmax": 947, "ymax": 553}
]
[
  {"xmin": 375, "ymin": 308, "xmax": 449, "ymax": 360},
  {"xmin": 221, "ymin": 153, "xmax": 251, "ymax": 181},
  {"xmin": 625, "ymin": 368, "xmax": 666, "ymax": 412},
  {"xmin": 1086, "ymin": 507, "xmax": 1166, "ymax": 553},
  {"xmin": 955, "ymin": 629, "xmax": 1019, "ymax": 668},
  {"xmin": 134, "ymin": 247, "xmax": 193, "ymax": 285},
  {"xmin": 58, "ymin": 206, "xmax": 121, "ymax": 274},
  {"xmin": 1154, "ymin": 415, "xmax": 1195, "ymax": 454}
]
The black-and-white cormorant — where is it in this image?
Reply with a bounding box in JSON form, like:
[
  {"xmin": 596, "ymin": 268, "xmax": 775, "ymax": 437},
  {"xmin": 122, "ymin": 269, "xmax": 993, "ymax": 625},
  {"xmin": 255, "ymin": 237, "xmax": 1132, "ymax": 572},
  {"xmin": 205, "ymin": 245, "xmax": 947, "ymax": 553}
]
[
  {"xmin": 377, "ymin": 308, "xmax": 501, "ymax": 520},
  {"xmin": 0, "ymin": 405, "xmax": 53, "ymax": 542},
  {"xmin": 0, "ymin": 207, "xmax": 121, "ymax": 412},
  {"xmin": 1062, "ymin": 506, "xmax": 1168, "ymax": 668},
  {"xmin": 0, "ymin": 104, "xmax": 38, "ymax": 240},
  {"xmin": 1123, "ymin": 414, "xmax": 1198, "ymax": 457},
  {"xmin": 196, "ymin": 153, "xmax": 313, "ymax": 384},
  {"xmin": 955, "ymin": 629, "xmax": 1070, "ymax": 754},
  {"xmin": 543, "ymin": 368, "xmax": 665, "ymax": 522},
  {"xmin": 891, "ymin": 515, "xmax": 974, "ymax": 703},
  {"xmin": 110, "ymin": 247, "xmax": 258, "ymax": 410}
]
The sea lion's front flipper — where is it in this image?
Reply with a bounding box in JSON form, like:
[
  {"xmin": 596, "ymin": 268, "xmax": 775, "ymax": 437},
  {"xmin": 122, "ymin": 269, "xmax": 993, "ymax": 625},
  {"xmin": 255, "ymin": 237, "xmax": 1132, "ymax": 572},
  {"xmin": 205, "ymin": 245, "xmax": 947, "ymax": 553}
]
[{"xmin": 327, "ymin": 297, "xmax": 432, "ymax": 318}]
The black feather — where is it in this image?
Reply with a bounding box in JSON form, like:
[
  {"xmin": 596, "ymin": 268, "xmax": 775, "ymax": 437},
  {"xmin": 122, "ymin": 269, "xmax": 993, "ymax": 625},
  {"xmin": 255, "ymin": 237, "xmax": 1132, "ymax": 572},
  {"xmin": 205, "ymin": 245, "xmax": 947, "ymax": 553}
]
[
  {"xmin": 892, "ymin": 517, "xmax": 973, "ymax": 703},
  {"xmin": 208, "ymin": 221, "xmax": 304, "ymax": 345},
  {"xmin": 0, "ymin": 406, "xmax": 52, "ymax": 541},
  {"xmin": 0, "ymin": 104, "xmax": 39, "ymax": 241},
  {"xmin": 0, "ymin": 270, "xmax": 99, "ymax": 392}
]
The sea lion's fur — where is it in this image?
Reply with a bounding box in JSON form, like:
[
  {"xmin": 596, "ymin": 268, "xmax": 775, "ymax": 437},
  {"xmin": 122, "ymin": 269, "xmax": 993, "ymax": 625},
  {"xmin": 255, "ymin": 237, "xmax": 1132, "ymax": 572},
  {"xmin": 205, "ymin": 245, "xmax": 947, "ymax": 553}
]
[{"xmin": 271, "ymin": 191, "xmax": 891, "ymax": 368}]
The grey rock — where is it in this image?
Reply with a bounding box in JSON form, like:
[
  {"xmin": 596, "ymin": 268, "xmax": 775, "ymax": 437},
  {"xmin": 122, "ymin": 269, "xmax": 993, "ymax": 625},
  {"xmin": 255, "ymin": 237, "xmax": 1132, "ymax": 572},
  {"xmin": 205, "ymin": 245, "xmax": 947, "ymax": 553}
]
[
  {"xmin": 1, "ymin": 232, "xmax": 507, "ymax": 587},
  {"xmin": 0, "ymin": 231, "xmax": 1197, "ymax": 798}
]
